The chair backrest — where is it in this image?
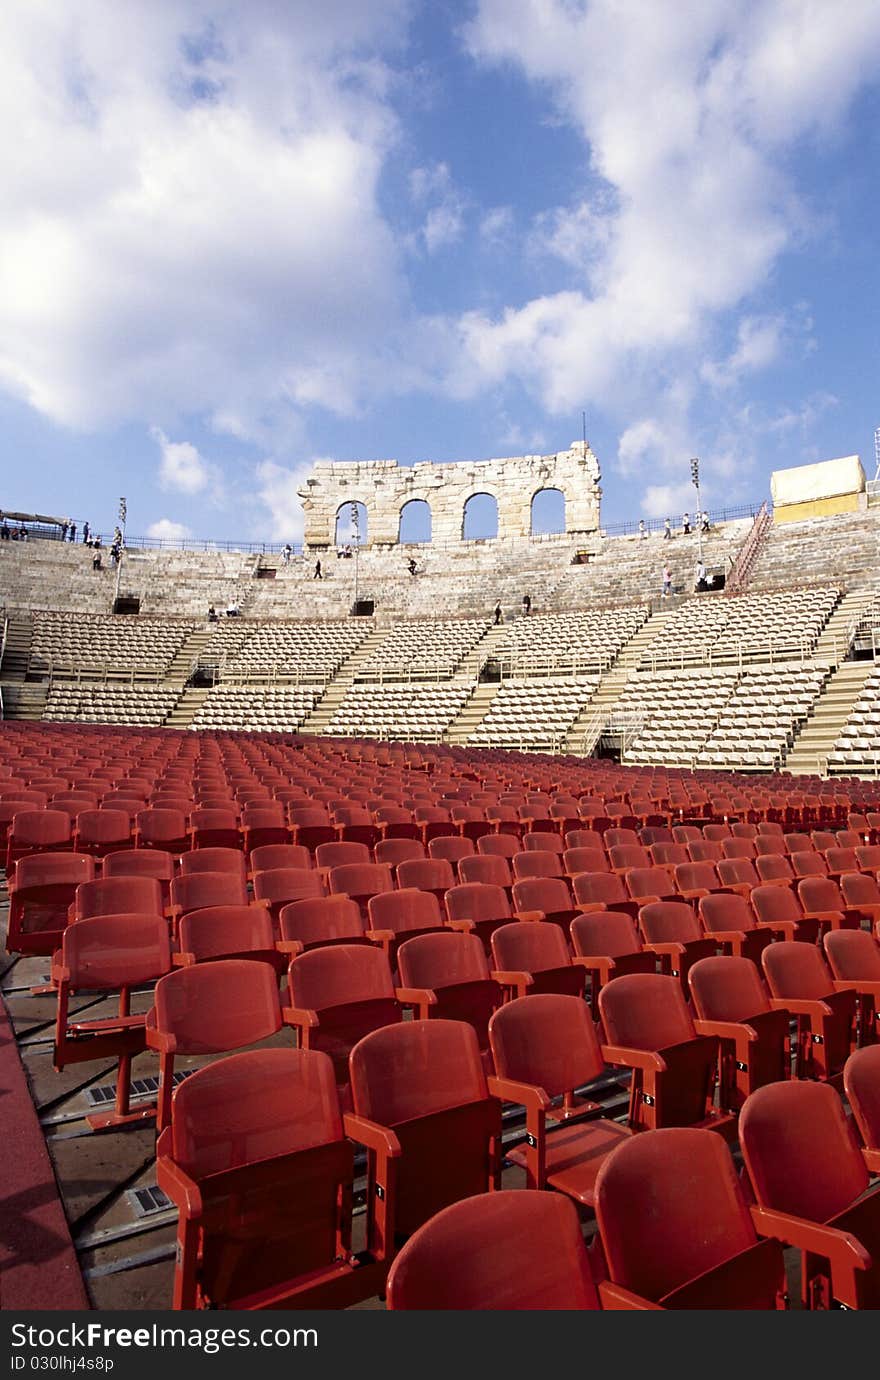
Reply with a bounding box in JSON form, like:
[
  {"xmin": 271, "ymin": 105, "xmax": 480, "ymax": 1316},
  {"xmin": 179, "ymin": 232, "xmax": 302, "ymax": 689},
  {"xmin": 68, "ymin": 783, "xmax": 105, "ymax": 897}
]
[
  {"xmin": 699, "ymin": 892, "xmax": 757, "ymax": 936},
  {"xmin": 249, "ymin": 844, "xmax": 312, "ymax": 874},
  {"xmin": 444, "ymin": 883, "xmax": 511, "ymax": 926},
  {"xmin": 688, "ymin": 839, "xmax": 723, "ymax": 863},
  {"xmin": 608, "ymin": 844, "xmax": 650, "ymax": 872},
  {"xmin": 755, "ymin": 853, "xmax": 794, "ymax": 884},
  {"xmin": 279, "ymin": 896, "xmax": 366, "ymax": 950},
  {"xmin": 349, "ymin": 1019, "xmax": 487, "ymax": 1125},
  {"xmin": 840, "ymin": 871, "xmax": 880, "ymax": 910},
  {"xmin": 490, "ymin": 921, "xmax": 571, "ymax": 976},
  {"xmin": 63, "ymin": 912, "xmax": 172, "ymax": 989},
  {"xmin": 135, "ymin": 808, "xmax": 189, "ymax": 845},
  {"xmin": 315, "ymin": 841, "xmax": 371, "ymax": 870},
  {"xmin": 375, "ymin": 838, "xmax": 426, "ymax": 867},
  {"xmin": 716, "ymin": 858, "xmax": 759, "ymax": 890},
  {"xmin": 151, "ymin": 959, "xmax": 282, "ymax": 1051},
  {"xmin": 489, "ymin": 992, "xmax": 605, "ymax": 1097},
  {"xmin": 288, "ymin": 943, "xmax": 396, "ymax": 1010},
  {"xmin": 327, "ymin": 862, "xmax": 394, "ymax": 901},
  {"xmin": 761, "ymin": 941, "xmax": 833, "ymax": 1001},
  {"xmin": 396, "ymin": 858, "xmax": 457, "ymax": 893},
  {"xmin": 791, "ymin": 850, "xmax": 827, "ymax": 879},
  {"xmin": 386, "ymin": 1191, "xmax": 600, "ymax": 1310},
  {"xmin": 397, "ymin": 931, "xmax": 490, "ymax": 990},
  {"xmin": 570, "ymin": 909, "xmax": 644, "ymax": 959},
  {"xmin": 511, "ymin": 876, "xmax": 573, "ymax": 917},
  {"xmin": 598, "ymin": 973, "xmax": 695, "ymax": 1050},
  {"xmin": 688, "ymin": 955, "xmax": 771, "ymax": 1022},
  {"xmin": 170, "ymin": 871, "xmax": 248, "ymax": 915},
  {"xmin": 102, "ymin": 848, "xmax": 175, "ymax": 883},
  {"xmin": 637, "ymin": 900, "xmax": 702, "ymax": 945},
  {"xmin": 823, "ymin": 928, "xmax": 880, "ymax": 981},
  {"xmin": 571, "ymin": 871, "xmax": 629, "ymax": 909},
  {"xmin": 750, "ymin": 884, "xmax": 804, "ymax": 927},
  {"xmin": 253, "ymin": 867, "xmax": 325, "ymax": 907},
  {"xmin": 722, "ymin": 838, "xmax": 756, "ymax": 860},
  {"xmin": 521, "ymin": 831, "xmax": 565, "ymax": 855},
  {"xmin": 428, "ymin": 836, "xmax": 476, "ymax": 864},
  {"xmin": 367, "ymin": 887, "xmax": 443, "ymax": 937},
  {"xmin": 595, "ymin": 1127, "xmax": 779, "ymax": 1306},
  {"xmin": 178, "ymin": 847, "xmax": 247, "ymax": 880},
  {"xmin": 178, "ymin": 905, "xmax": 276, "ymax": 963},
  {"xmin": 476, "ymin": 834, "xmax": 519, "ymax": 860},
  {"xmin": 739, "ymin": 1080, "xmax": 869, "ymax": 1223},
  {"xmin": 844, "ymin": 1045, "xmax": 880, "ymax": 1160},
  {"xmin": 10, "ymin": 809, "xmax": 71, "ymax": 848},
  {"xmin": 625, "ymin": 866, "xmax": 675, "ymax": 901},
  {"xmin": 73, "ymin": 810, "xmax": 132, "ymax": 845},
  {"xmin": 797, "ymin": 876, "xmax": 844, "ymax": 913},
  {"xmin": 74, "ymin": 874, "xmax": 164, "ymax": 920}
]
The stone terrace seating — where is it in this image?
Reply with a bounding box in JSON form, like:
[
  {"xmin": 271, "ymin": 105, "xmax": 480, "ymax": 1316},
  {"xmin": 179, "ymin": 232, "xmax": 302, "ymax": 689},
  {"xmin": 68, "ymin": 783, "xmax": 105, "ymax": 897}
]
[
  {"xmin": 29, "ymin": 612, "xmax": 195, "ymax": 679},
  {"xmin": 220, "ymin": 621, "xmax": 369, "ymax": 683},
  {"xmin": 829, "ymin": 664, "xmax": 880, "ymax": 777},
  {"xmin": 749, "ymin": 509, "xmax": 880, "ymax": 593},
  {"xmin": 188, "ymin": 685, "xmax": 320, "ymax": 732},
  {"xmin": 619, "ymin": 667, "xmax": 741, "ymax": 766},
  {"xmin": 357, "ymin": 619, "xmax": 490, "ymax": 681},
  {"xmin": 700, "ymin": 666, "xmax": 829, "ymax": 773},
  {"xmin": 641, "ymin": 587, "xmax": 839, "ymax": 668},
  {"xmin": 492, "ymin": 606, "xmax": 648, "ymax": 676},
  {"xmin": 41, "ymin": 684, "xmax": 182, "ymax": 726},
  {"xmin": 468, "ymin": 678, "xmax": 599, "ymax": 751},
  {"xmin": 325, "ymin": 683, "xmax": 471, "ymax": 741}
]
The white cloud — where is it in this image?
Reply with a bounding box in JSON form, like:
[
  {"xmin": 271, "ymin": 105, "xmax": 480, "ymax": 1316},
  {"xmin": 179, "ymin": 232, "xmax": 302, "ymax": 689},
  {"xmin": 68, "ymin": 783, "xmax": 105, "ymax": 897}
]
[
  {"xmin": 459, "ymin": 1, "xmax": 880, "ymax": 416},
  {"xmin": 151, "ymin": 427, "xmax": 214, "ymax": 496},
  {"xmin": 253, "ymin": 459, "xmax": 313, "ymax": 542},
  {"xmin": 0, "ymin": 1, "xmax": 411, "ymax": 437},
  {"xmin": 147, "ymin": 517, "xmax": 192, "ymax": 542},
  {"xmin": 409, "ymin": 161, "xmax": 466, "ymax": 253}
]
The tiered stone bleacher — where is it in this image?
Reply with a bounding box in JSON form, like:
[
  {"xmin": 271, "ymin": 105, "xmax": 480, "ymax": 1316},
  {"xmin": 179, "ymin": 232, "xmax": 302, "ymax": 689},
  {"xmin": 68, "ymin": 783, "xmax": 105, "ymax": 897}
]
[
  {"xmin": 469, "ymin": 678, "xmax": 599, "ymax": 750},
  {"xmin": 748, "ymin": 509, "xmax": 880, "ymax": 592},
  {"xmin": 188, "ymin": 685, "xmax": 319, "ymax": 731},
  {"xmin": 641, "ymin": 587, "xmax": 839, "ymax": 667},
  {"xmin": 29, "ymin": 612, "xmax": 194, "ymax": 679},
  {"xmin": 829, "ymin": 663, "xmax": 880, "ymax": 776},
  {"xmin": 618, "ymin": 668, "xmax": 740, "ymax": 766},
  {"xmin": 700, "ymin": 666, "xmax": 828, "ymax": 771},
  {"xmin": 42, "ymin": 683, "xmax": 182, "ymax": 725},
  {"xmin": 492, "ymin": 606, "xmax": 648, "ymax": 675},
  {"xmin": 217, "ymin": 621, "xmax": 369, "ymax": 683},
  {"xmin": 324, "ymin": 683, "xmax": 471, "ymax": 740},
  {"xmin": 356, "ymin": 618, "xmax": 489, "ymax": 681}
]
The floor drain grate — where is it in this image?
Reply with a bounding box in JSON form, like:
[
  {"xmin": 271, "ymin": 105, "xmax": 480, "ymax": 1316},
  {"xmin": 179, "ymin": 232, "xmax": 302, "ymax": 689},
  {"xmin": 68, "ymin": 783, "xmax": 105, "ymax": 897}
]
[
  {"xmin": 127, "ymin": 1185, "xmax": 173, "ymax": 1219},
  {"xmin": 85, "ymin": 1069, "xmax": 194, "ymax": 1107}
]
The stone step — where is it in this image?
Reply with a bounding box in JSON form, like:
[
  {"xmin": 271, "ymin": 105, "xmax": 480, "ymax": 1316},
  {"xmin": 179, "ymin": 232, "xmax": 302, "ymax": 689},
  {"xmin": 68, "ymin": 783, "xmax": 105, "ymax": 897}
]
[{"xmin": 784, "ymin": 659, "xmax": 875, "ymax": 775}]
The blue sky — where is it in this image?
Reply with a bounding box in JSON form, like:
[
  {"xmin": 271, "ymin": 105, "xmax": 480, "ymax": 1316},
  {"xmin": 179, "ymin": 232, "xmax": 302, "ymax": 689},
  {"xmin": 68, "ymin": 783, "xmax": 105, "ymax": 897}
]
[{"xmin": 1, "ymin": 1, "xmax": 878, "ymax": 546}]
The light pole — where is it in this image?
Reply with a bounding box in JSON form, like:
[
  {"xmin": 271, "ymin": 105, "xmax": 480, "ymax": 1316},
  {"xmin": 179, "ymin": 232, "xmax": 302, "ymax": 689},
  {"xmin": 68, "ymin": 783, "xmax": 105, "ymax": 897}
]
[
  {"xmin": 350, "ymin": 502, "xmax": 360, "ymax": 611},
  {"xmin": 114, "ymin": 496, "xmax": 127, "ymax": 606},
  {"xmin": 690, "ymin": 458, "xmax": 703, "ymax": 565}
]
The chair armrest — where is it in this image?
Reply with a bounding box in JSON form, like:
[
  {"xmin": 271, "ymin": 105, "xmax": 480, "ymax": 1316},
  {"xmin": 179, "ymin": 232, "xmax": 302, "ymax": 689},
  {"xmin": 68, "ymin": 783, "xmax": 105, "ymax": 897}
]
[
  {"xmin": 750, "ymin": 1205, "xmax": 871, "ymax": 1308},
  {"xmin": 598, "ymin": 1280, "xmax": 664, "ymax": 1311},
  {"xmin": 513, "ymin": 909, "xmax": 545, "ymax": 923},
  {"xmin": 486, "ymin": 1075, "xmax": 551, "ymax": 1114},
  {"xmin": 490, "ymin": 968, "xmax": 533, "ymax": 998},
  {"xmin": 693, "ymin": 1017, "xmax": 761, "ymax": 1044},
  {"xmin": 172, "ymin": 952, "xmax": 195, "ymax": 967},
  {"xmin": 275, "ymin": 938, "xmax": 304, "ymax": 956},
  {"xmin": 768, "ymin": 996, "xmax": 831, "ymax": 1018},
  {"xmin": 281, "ymin": 1005, "xmax": 319, "ymax": 1030},
  {"xmin": 600, "ymin": 1042, "xmax": 667, "ymax": 1072},
  {"xmin": 447, "ymin": 918, "xmax": 474, "ymax": 933},
  {"xmin": 395, "ymin": 986, "xmax": 438, "ymax": 1019},
  {"xmin": 155, "ymin": 1131, "xmax": 203, "ymax": 1218},
  {"xmin": 343, "ymin": 1113, "xmax": 402, "ymax": 1159}
]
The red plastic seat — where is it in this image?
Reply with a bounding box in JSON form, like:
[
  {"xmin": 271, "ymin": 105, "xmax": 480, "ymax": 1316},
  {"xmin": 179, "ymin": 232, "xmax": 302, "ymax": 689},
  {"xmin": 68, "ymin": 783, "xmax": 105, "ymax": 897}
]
[
  {"xmin": 247, "ymin": 843, "xmax": 312, "ymax": 875},
  {"xmin": 844, "ymin": 1045, "xmax": 880, "ymax": 1173},
  {"xmin": 443, "ymin": 882, "xmax": 512, "ymax": 953},
  {"xmin": 511, "ymin": 876, "xmax": 578, "ymax": 935},
  {"xmin": 188, "ymin": 808, "xmax": 241, "ymax": 851},
  {"xmin": 490, "ymin": 921, "xmax": 585, "ymax": 1000},
  {"xmin": 315, "ymin": 841, "xmax": 372, "ymax": 871},
  {"xmin": 395, "ymin": 857, "xmax": 456, "ymax": 905},
  {"xmin": 840, "ymin": 872, "xmax": 880, "ymax": 929},
  {"xmin": 71, "ymin": 809, "xmax": 133, "ymax": 858},
  {"xmin": 703, "ymin": 824, "xmax": 732, "ymax": 843},
  {"xmin": 178, "ymin": 847, "xmax": 247, "ymax": 883},
  {"xmin": 750, "ymin": 884, "xmax": 820, "ymax": 943},
  {"xmin": 671, "ymin": 825, "xmax": 703, "ymax": 846},
  {"xmin": 484, "ymin": 804, "xmax": 521, "ymax": 837},
  {"xmin": 739, "ymin": 1080, "xmax": 880, "ymax": 1309},
  {"xmin": 597, "ymin": 973, "xmax": 734, "ymax": 1136},
  {"xmin": 790, "ymin": 849, "xmax": 828, "ymax": 880},
  {"xmin": 7, "ymin": 852, "xmax": 97, "ymax": 956},
  {"xmin": 698, "ymin": 892, "xmax": 774, "ymax": 963},
  {"xmin": 563, "ymin": 846, "xmax": 611, "ymax": 879},
  {"xmin": 6, "ymin": 809, "xmax": 72, "ymax": 870},
  {"xmin": 374, "ymin": 838, "xmax": 426, "ymax": 868},
  {"xmin": 101, "ymin": 848, "xmax": 175, "ymax": 906},
  {"xmin": 156, "ymin": 1048, "xmax": 393, "ymax": 1309},
  {"xmin": 413, "ymin": 805, "xmax": 454, "ymax": 844},
  {"xmin": 135, "ymin": 808, "xmax": 190, "ymax": 854},
  {"xmin": 456, "ymin": 853, "xmax": 512, "ymax": 893},
  {"xmin": 564, "ymin": 829, "xmax": 606, "ymax": 852},
  {"xmin": 824, "ymin": 847, "xmax": 860, "ymax": 880},
  {"xmin": 687, "ymin": 839, "xmax": 723, "ymax": 864},
  {"xmin": 755, "ymin": 853, "xmax": 796, "ymax": 887},
  {"xmin": 521, "ymin": 831, "xmax": 565, "ymax": 855},
  {"xmin": 146, "ymin": 958, "xmax": 285, "ymax": 1131},
  {"xmin": 50, "ymin": 792, "xmax": 99, "ymax": 818},
  {"xmin": 169, "ymin": 871, "xmax": 249, "ymax": 932},
  {"xmin": 569, "ymin": 910, "xmax": 656, "ymax": 1004},
  {"xmin": 594, "ymin": 1128, "xmax": 787, "ymax": 1309},
  {"xmin": 571, "ymin": 870, "xmax": 638, "ymax": 918},
  {"xmin": 604, "ymin": 828, "xmax": 639, "ymax": 849},
  {"xmin": 625, "ymin": 866, "xmax": 676, "ymax": 905},
  {"xmin": 716, "ymin": 857, "xmax": 760, "ymax": 897},
  {"xmin": 855, "ymin": 844, "xmax": 880, "ymax": 874},
  {"xmin": 386, "ymin": 1190, "xmax": 600, "ymax": 1310},
  {"xmin": 374, "ymin": 804, "xmax": 420, "ymax": 841},
  {"xmin": 396, "ymin": 931, "xmax": 502, "ymax": 1055},
  {"xmin": 688, "ymin": 955, "xmax": 790, "ymax": 1112},
  {"xmin": 325, "ymin": 862, "xmax": 395, "ymax": 917},
  {"xmin": 366, "ymin": 888, "xmax": 446, "ymax": 966},
  {"xmin": 51, "ymin": 912, "xmax": 172, "ymax": 1130},
  {"xmin": 797, "ymin": 876, "xmax": 861, "ymax": 935},
  {"xmin": 608, "ymin": 844, "xmax": 650, "ymax": 875},
  {"xmin": 721, "ymin": 837, "xmax": 756, "ymax": 861},
  {"xmin": 277, "ymin": 895, "xmax": 368, "ymax": 956},
  {"xmin": 476, "ymin": 833, "xmax": 519, "ymax": 860},
  {"xmin": 649, "ymin": 842, "xmax": 688, "ymax": 867},
  {"xmin": 637, "ymin": 900, "xmax": 716, "ymax": 990},
  {"xmin": 428, "ymin": 835, "xmax": 476, "ymax": 865},
  {"xmin": 73, "ymin": 874, "xmax": 164, "ymax": 921},
  {"xmin": 761, "ymin": 942, "xmax": 856, "ymax": 1086},
  {"xmin": 673, "ymin": 860, "xmax": 720, "ymax": 900},
  {"xmin": 489, "ymin": 992, "xmax": 632, "ymax": 1201},
  {"xmin": 176, "ymin": 904, "xmax": 281, "ymax": 971},
  {"xmin": 511, "ymin": 850, "xmax": 565, "ymax": 882},
  {"xmin": 287, "ymin": 806, "xmax": 335, "ymax": 852},
  {"xmin": 349, "ymin": 1019, "xmax": 503, "ymax": 1240},
  {"xmin": 824, "ymin": 929, "xmax": 880, "ymax": 1049}
]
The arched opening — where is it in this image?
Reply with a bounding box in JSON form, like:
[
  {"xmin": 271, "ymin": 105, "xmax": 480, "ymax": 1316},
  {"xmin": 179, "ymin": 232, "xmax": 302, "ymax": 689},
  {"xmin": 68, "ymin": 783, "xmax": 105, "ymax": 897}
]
[
  {"xmin": 398, "ymin": 499, "xmax": 432, "ymax": 544},
  {"xmin": 530, "ymin": 487, "xmax": 566, "ymax": 536},
  {"xmin": 462, "ymin": 492, "xmax": 499, "ymax": 541},
  {"xmin": 335, "ymin": 501, "xmax": 368, "ymax": 548}
]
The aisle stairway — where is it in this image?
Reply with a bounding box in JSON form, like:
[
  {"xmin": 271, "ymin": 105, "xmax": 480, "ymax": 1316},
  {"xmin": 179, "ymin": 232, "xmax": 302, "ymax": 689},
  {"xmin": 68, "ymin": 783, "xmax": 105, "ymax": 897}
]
[
  {"xmin": 812, "ymin": 591, "xmax": 880, "ymax": 668},
  {"xmin": 298, "ymin": 625, "xmax": 391, "ymax": 736},
  {"xmin": 445, "ymin": 683, "xmax": 503, "ymax": 745},
  {"xmin": 164, "ymin": 687, "xmax": 210, "ymax": 730},
  {"xmin": 562, "ymin": 608, "xmax": 676, "ymax": 754},
  {"xmin": 0, "ymin": 610, "xmax": 32, "ymax": 681},
  {"xmin": 783, "ymin": 660, "xmax": 875, "ymax": 776}
]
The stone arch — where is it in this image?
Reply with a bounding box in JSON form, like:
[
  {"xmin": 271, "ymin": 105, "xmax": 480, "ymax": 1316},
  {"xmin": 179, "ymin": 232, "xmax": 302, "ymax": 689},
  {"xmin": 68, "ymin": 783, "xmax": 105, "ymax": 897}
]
[
  {"xmin": 398, "ymin": 498, "xmax": 432, "ymax": 544},
  {"xmin": 530, "ymin": 487, "xmax": 566, "ymax": 536},
  {"xmin": 462, "ymin": 491, "xmax": 499, "ymax": 541},
  {"xmin": 335, "ymin": 500, "xmax": 368, "ymax": 547}
]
